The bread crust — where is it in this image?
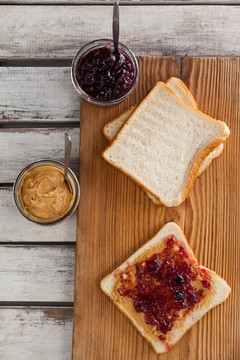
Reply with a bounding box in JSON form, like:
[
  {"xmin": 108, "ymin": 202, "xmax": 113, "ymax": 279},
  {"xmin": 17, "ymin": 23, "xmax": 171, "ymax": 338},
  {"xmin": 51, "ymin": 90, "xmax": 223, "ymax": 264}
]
[
  {"xmin": 103, "ymin": 78, "xmax": 197, "ymax": 143},
  {"xmin": 180, "ymin": 137, "xmax": 227, "ymax": 206},
  {"xmin": 100, "ymin": 222, "xmax": 231, "ymax": 353},
  {"xmin": 103, "ymin": 134, "xmax": 227, "ymax": 207},
  {"xmin": 166, "ymin": 77, "xmax": 197, "ymax": 108},
  {"xmin": 102, "ymin": 81, "xmax": 230, "ymax": 207},
  {"xmin": 197, "ymin": 143, "xmax": 224, "ymax": 176},
  {"xmin": 148, "ymin": 142, "xmax": 224, "ymax": 205},
  {"xmin": 103, "ymin": 105, "xmax": 136, "ymax": 142}
]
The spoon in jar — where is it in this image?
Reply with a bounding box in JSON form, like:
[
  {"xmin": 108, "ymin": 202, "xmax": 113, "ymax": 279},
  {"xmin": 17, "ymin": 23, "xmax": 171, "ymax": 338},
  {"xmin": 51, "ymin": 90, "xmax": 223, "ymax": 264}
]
[
  {"xmin": 113, "ymin": 1, "xmax": 120, "ymax": 54},
  {"xmin": 64, "ymin": 132, "xmax": 73, "ymax": 194}
]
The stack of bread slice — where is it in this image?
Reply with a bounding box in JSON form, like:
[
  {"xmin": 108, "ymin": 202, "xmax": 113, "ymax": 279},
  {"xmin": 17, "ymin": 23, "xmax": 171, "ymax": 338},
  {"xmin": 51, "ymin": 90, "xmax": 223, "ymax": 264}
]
[
  {"xmin": 100, "ymin": 222, "xmax": 231, "ymax": 353},
  {"xmin": 102, "ymin": 78, "xmax": 230, "ymax": 207}
]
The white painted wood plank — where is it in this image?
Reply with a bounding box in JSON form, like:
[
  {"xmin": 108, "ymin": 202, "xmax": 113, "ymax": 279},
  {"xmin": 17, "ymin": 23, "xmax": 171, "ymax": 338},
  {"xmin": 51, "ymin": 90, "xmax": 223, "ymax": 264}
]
[
  {"xmin": 0, "ymin": 188, "xmax": 77, "ymax": 243},
  {"xmin": 0, "ymin": 307, "xmax": 73, "ymax": 360},
  {"xmin": 0, "ymin": 128, "xmax": 79, "ymax": 183},
  {"xmin": 0, "ymin": 0, "xmax": 238, "ymax": 4},
  {"xmin": 0, "ymin": 246, "xmax": 75, "ymax": 301},
  {"xmin": 0, "ymin": 6, "xmax": 240, "ymax": 58},
  {"xmin": 0, "ymin": 68, "xmax": 79, "ymax": 122}
]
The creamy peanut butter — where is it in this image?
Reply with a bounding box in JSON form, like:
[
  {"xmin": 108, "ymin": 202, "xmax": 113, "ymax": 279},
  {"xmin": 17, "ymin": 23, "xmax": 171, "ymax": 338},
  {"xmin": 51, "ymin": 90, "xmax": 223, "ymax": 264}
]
[{"xmin": 19, "ymin": 165, "xmax": 74, "ymax": 221}]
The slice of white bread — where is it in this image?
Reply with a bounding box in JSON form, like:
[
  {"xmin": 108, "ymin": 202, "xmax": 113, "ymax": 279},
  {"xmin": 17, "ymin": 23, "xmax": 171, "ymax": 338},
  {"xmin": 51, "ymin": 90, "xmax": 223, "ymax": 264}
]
[
  {"xmin": 100, "ymin": 222, "xmax": 231, "ymax": 353},
  {"xmin": 103, "ymin": 77, "xmax": 197, "ymax": 142},
  {"xmin": 198, "ymin": 143, "xmax": 224, "ymax": 176},
  {"xmin": 103, "ymin": 105, "xmax": 137, "ymax": 142},
  {"xmin": 103, "ymin": 78, "xmax": 224, "ymax": 179},
  {"xmin": 166, "ymin": 77, "xmax": 197, "ymax": 108},
  {"xmin": 166, "ymin": 78, "xmax": 223, "ymax": 176},
  {"xmin": 103, "ymin": 78, "xmax": 223, "ymax": 205},
  {"xmin": 102, "ymin": 81, "xmax": 230, "ymax": 207}
]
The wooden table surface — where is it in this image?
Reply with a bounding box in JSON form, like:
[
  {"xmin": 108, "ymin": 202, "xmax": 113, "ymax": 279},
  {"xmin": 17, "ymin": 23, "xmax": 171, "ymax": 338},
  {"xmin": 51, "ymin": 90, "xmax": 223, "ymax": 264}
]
[{"xmin": 0, "ymin": 1, "xmax": 239, "ymax": 359}]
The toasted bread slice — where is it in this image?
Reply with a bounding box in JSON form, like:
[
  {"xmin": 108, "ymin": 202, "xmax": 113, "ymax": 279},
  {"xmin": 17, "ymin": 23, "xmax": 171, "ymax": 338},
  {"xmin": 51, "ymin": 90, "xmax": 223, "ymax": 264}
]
[
  {"xmin": 102, "ymin": 82, "xmax": 230, "ymax": 207},
  {"xmin": 100, "ymin": 222, "xmax": 231, "ymax": 353},
  {"xmin": 103, "ymin": 78, "xmax": 224, "ymax": 186}
]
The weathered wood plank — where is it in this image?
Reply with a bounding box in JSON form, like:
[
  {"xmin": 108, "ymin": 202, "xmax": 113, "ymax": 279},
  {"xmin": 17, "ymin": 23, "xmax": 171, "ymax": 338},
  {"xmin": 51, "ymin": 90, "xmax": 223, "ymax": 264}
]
[
  {"xmin": 0, "ymin": 188, "xmax": 77, "ymax": 243},
  {"xmin": 0, "ymin": 246, "xmax": 75, "ymax": 301},
  {"xmin": 0, "ymin": 307, "xmax": 73, "ymax": 360},
  {"xmin": 0, "ymin": 6, "xmax": 240, "ymax": 59},
  {"xmin": 0, "ymin": 128, "xmax": 79, "ymax": 183},
  {"xmin": 1, "ymin": 1, "xmax": 239, "ymax": 4},
  {"xmin": 0, "ymin": 68, "xmax": 79, "ymax": 123}
]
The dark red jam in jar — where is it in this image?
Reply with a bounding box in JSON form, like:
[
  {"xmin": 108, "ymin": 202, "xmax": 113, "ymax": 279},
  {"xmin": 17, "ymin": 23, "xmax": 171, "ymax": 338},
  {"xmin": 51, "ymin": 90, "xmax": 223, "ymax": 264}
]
[
  {"xmin": 117, "ymin": 236, "xmax": 212, "ymax": 337},
  {"xmin": 72, "ymin": 40, "xmax": 139, "ymax": 105}
]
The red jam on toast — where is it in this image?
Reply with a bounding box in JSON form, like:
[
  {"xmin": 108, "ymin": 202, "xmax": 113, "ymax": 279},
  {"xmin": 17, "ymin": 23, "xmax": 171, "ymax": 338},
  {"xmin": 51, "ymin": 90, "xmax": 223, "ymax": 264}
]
[{"xmin": 115, "ymin": 236, "xmax": 212, "ymax": 338}]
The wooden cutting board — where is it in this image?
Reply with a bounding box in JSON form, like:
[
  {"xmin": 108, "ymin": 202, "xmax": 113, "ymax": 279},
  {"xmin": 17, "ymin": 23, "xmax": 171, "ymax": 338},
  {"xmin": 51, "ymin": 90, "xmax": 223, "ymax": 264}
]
[{"xmin": 73, "ymin": 57, "xmax": 239, "ymax": 360}]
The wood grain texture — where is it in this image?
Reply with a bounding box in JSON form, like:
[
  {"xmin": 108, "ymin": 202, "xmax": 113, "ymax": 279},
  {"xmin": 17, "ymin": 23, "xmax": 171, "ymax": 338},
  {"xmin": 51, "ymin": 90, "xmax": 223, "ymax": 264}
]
[
  {"xmin": 73, "ymin": 56, "xmax": 184, "ymax": 360},
  {"xmin": 0, "ymin": 307, "xmax": 73, "ymax": 360},
  {"xmin": 1, "ymin": 0, "xmax": 239, "ymax": 4},
  {"xmin": 180, "ymin": 57, "xmax": 240, "ymax": 359},
  {"xmin": 0, "ymin": 128, "xmax": 79, "ymax": 183},
  {"xmin": 73, "ymin": 56, "xmax": 239, "ymax": 359},
  {"xmin": 1, "ymin": 6, "xmax": 240, "ymax": 59},
  {"xmin": 0, "ymin": 246, "xmax": 75, "ymax": 301},
  {"xmin": 0, "ymin": 68, "xmax": 79, "ymax": 123},
  {"xmin": 0, "ymin": 188, "xmax": 77, "ymax": 243}
]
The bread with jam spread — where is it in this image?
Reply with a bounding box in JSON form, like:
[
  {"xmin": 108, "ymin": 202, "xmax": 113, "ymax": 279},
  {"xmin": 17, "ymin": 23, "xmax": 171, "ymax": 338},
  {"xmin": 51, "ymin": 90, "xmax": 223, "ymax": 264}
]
[
  {"xmin": 102, "ymin": 81, "xmax": 230, "ymax": 207},
  {"xmin": 100, "ymin": 222, "xmax": 231, "ymax": 353}
]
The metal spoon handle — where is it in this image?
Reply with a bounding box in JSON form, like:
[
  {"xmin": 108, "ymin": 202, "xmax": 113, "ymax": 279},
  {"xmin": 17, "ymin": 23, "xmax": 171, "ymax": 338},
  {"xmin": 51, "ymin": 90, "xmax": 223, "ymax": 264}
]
[
  {"xmin": 113, "ymin": 1, "xmax": 119, "ymax": 53},
  {"xmin": 64, "ymin": 132, "xmax": 72, "ymax": 183}
]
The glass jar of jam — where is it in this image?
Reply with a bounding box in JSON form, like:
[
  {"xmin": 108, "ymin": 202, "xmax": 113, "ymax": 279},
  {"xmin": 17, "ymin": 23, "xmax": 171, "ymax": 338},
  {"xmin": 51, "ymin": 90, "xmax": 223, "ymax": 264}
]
[{"xmin": 71, "ymin": 39, "xmax": 139, "ymax": 106}]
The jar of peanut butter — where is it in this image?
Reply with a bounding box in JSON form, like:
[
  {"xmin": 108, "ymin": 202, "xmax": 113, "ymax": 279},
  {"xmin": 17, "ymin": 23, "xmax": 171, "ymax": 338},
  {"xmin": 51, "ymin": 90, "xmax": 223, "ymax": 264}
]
[{"xmin": 13, "ymin": 160, "xmax": 80, "ymax": 225}]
